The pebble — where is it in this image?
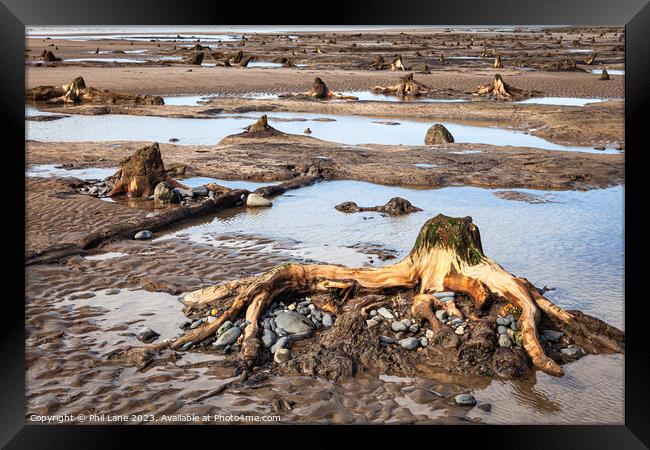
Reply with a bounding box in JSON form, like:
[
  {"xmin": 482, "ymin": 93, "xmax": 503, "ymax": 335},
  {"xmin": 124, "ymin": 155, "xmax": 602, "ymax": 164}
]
[
  {"xmin": 216, "ymin": 320, "xmax": 233, "ymax": 335},
  {"xmin": 369, "ymin": 309, "xmax": 378, "ymax": 317},
  {"xmin": 391, "ymin": 320, "xmax": 408, "ymax": 332},
  {"xmin": 496, "ymin": 317, "xmax": 510, "ymax": 326},
  {"xmin": 274, "ymin": 348, "xmax": 291, "ymax": 363},
  {"xmin": 366, "ymin": 318, "xmax": 380, "ymax": 329},
  {"xmin": 377, "ymin": 307, "xmax": 395, "ymax": 320},
  {"xmin": 498, "ymin": 334, "xmax": 513, "ymax": 348},
  {"xmin": 136, "ymin": 326, "xmax": 160, "ymax": 343},
  {"xmin": 433, "ymin": 292, "xmax": 455, "ymax": 299},
  {"xmin": 454, "ymin": 393, "xmax": 477, "ymax": 406},
  {"xmin": 455, "ymin": 325, "xmax": 466, "ymax": 335},
  {"xmin": 179, "ymin": 342, "xmax": 193, "ymax": 351},
  {"xmin": 561, "ymin": 345, "xmax": 584, "ymax": 358},
  {"xmin": 399, "ymin": 337, "xmax": 420, "ymax": 350},
  {"xmin": 477, "ymin": 403, "xmax": 492, "ymax": 412},
  {"xmin": 497, "ymin": 325, "xmax": 509, "ymax": 335},
  {"xmin": 213, "ymin": 327, "xmax": 242, "ymax": 349},
  {"xmin": 510, "ymin": 321, "xmax": 518, "ymax": 331},
  {"xmin": 425, "ymin": 329, "xmax": 435, "ymax": 339},
  {"xmin": 542, "ymin": 330, "xmax": 564, "ymax": 342},
  {"xmin": 379, "ymin": 335, "xmax": 396, "ymax": 344},
  {"xmin": 435, "ymin": 310, "xmax": 448, "ymax": 322},
  {"xmin": 134, "ymin": 230, "xmax": 153, "ymax": 240},
  {"xmin": 451, "ymin": 318, "xmax": 463, "ymax": 326},
  {"xmin": 246, "ymin": 193, "xmax": 272, "ymax": 207},
  {"xmin": 322, "ymin": 314, "xmax": 333, "ymax": 327},
  {"xmin": 190, "ymin": 318, "xmax": 205, "ymax": 329},
  {"xmin": 105, "ymin": 289, "xmax": 120, "ymax": 295},
  {"xmin": 420, "ymin": 337, "xmax": 429, "ymax": 347},
  {"xmin": 261, "ymin": 329, "xmax": 277, "ymax": 348},
  {"xmin": 409, "ymin": 324, "xmax": 419, "ymax": 333},
  {"xmin": 270, "ymin": 336, "xmax": 289, "ymax": 354}
]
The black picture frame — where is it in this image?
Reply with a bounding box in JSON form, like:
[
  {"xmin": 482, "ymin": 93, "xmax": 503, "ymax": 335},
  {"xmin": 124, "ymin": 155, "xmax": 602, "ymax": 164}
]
[{"xmin": 3, "ymin": 0, "xmax": 648, "ymax": 447}]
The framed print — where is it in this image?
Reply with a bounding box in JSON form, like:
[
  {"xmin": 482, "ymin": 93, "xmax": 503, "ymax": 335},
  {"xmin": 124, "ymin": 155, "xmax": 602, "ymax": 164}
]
[{"xmin": 2, "ymin": 0, "xmax": 648, "ymax": 447}]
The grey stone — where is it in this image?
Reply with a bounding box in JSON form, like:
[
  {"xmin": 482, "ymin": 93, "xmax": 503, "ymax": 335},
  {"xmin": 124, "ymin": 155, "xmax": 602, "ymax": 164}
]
[
  {"xmin": 274, "ymin": 311, "xmax": 314, "ymax": 336},
  {"xmin": 322, "ymin": 314, "xmax": 333, "ymax": 327},
  {"xmin": 136, "ymin": 326, "xmax": 160, "ymax": 343},
  {"xmin": 391, "ymin": 320, "xmax": 408, "ymax": 332},
  {"xmin": 497, "ymin": 325, "xmax": 509, "ymax": 335},
  {"xmin": 399, "ymin": 337, "xmax": 420, "ymax": 350},
  {"xmin": 174, "ymin": 187, "xmax": 194, "ymax": 198},
  {"xmin": 435, "ymin": 310, "xmax": 448, "ymax": 322},
  {"xmin": 311, "ymin": 317, "xmax": 323, "ymax": 329},
  {"xmin": 134, "ymin": 230, "xmax": 153, "ymax": 240},
  {"xmin": 420, "ymin": 337, "xmax": 429, "ymax": 347},
  {"xmin": 269, "ymin": 318, "xmax": 277, "ymax": 332},
  {"xmin": 498, "ymin": 334, "xmax": 513, "ymax": 348},
  {"xmin": 369, "ymin": 309, "xmax": 378, "ymax": 317},
  {"xmin": 455, "ymin": 325, "xmax": 466, "ymax": 335},
  {"xmin": 154, "ymin": 181, "xmax": 180, "ymax": 204},
  {"xmin": 542, "ymin": 330, "xmax": 564, "ymax": 342},
  {"xmin": 433, "ymin": 291, "xmax": 455, "ymax": 299},
  {"xmin": 454, "ymin": 393, "xmax": 477, "ymax": 406},
  {"xmin": 377, "ymin": 307, "xmax": 395, "ymax": 320},
  {"xmin": 276, "ymin": 327, "xmax": 287, "ymax": 336},
  {"xmin": 311, "ymin": 310, "xmax": 322, "ymax": 321},
  {"xmin": 477, "ymin": 403, "xmax": 492, "ymax": 412},
  {"xmin": 561, "ymin": 345, "xmax": 584, "ymax": 358},
  {"xmin": 261, "ymin": 329, "xmax": 277, "ymax": 348},
  {"xmin": 179, "ymin": 342, "xmax": 193, "ymax": 351},
  {"xmin": 216, "ymin": 320, "xmax": 233, "ymax": 336},
  {"xmin": 271, "ymin": 336, "xmax": 289, "ymax": 353},
  {"xmin": 190, "ymin": 318, "xmax": 204, "ymax": 329},
  {"xmin": 409, "ymin": 324, "xmax": 420, "ymax": 333},
  {"xmin": 366, "ymin": 319, "xmax": 380, "ymax": 329},
  {"xmin": 274, "ymin": 348, "xmax": 291, "ymax": 363},
  {"xmin": 496, "ymin": 317, "xmax": 510, "ymax": 326},
  {"xmin": 246, "ymin": 193, "xmax": 272, "ymax": 207},
  {"xmin": 510, "ymin": 321, "xmax": 518, "ymax": 331},
  {"xmin": 192, "ymin": 186, "xmax": 209, "ymax": 197},
  {"xmin": 213, "ymin": 327, "xmax": 241, "ymax": 349},
  {"xmin": 379, "ymin": 335, "xmax": 396, "ymax": 344}
]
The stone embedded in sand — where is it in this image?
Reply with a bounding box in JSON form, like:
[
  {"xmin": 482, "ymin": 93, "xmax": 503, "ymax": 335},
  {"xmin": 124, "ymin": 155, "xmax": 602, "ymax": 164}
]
[
  {"xmin": 134, "ymin": 230, "xmax": 153, "ymax": 240},
  {"xmin": 600, "ymin": 69, "xmax": 610, "ymax": 80},
  {"xmin": 108, "ymin": 142, "xmax": 189, "ymax": 198},
  {"xmin": 425, "ymin": 124, "xmax": 455, "ymax": 145},
  {"xmin": 154, "ymin": 181, "xmax": 181, "ymax": 204},
  {"xmin": 454, "ymin": 394, "xmax": 477, "ymax": 406},
  {"xmin": 136, "ymin": 326, "xmax": 160, "ymax": 343}
]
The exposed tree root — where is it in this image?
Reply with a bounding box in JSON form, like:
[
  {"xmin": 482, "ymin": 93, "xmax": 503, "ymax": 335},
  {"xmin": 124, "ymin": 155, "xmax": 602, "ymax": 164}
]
[
  {"xmin": 126, "ymin": 215, "xmax": 624, "ymax": 377},
  {"xmin": 372, "ymin": 73, "xmax": 433, "ymax": 97},
  {"xmin": 26, "ymin": 76, "xmax": 163, "ymax": 105},
  {"xmin": 279, "ymin": 77, "xmax": 358, "ymax": 100},
  {"xmin": 474, "ymin": 74, "xmax": 534, "ymax": 100}
]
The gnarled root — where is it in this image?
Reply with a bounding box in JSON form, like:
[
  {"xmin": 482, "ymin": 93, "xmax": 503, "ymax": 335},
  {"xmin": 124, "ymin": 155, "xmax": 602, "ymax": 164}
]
[
  {"xmin": 129, "ymin": 215, "xmax": 623, "ymax": 377},
  {"xmin": 474, "ymin": 74, "xmax": 533, "ymax": 100},
  {"xmin": 279, "ymin": 77, "xmax": 358, "ymax": 101}
]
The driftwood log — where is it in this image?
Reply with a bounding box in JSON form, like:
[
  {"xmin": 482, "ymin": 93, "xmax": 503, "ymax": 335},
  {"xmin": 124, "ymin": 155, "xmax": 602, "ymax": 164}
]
[{"xmin": 127, "ymin": 214, "xmax": 624, "ymax": 377}]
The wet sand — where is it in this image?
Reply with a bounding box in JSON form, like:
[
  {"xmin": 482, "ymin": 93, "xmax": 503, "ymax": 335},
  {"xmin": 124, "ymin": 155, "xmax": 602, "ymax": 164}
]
[{"xmin": 24, "ymin": 26, "xmax": 625, "ymax": 425}]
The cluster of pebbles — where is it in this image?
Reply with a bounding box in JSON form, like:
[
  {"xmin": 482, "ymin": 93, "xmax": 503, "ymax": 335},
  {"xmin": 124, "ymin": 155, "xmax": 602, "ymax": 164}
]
[
  {"xmin": 160, "ymin": 297, "xmax": 335, "ymax": 363},
  {"xmin": 494, "ymin": 313, "xmax": 522, "ymax": 348},
  {"xmin": 366, "ymin": 292, "xmax": 470, "ymax": 351}
]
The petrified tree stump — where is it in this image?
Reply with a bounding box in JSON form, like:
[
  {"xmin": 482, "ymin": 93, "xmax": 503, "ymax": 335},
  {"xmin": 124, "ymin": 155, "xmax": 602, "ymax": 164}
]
[
  {"xmin": 584, "ymin": 52, "xmax": 598, "ymax": 65},
  {"xmin": 474, "ymin": 74, "xmax": 532, "ymax": 100},
  {"xmin": 600, "ymin": 69, "xmax": 610, "ymax": 80},
  {"xmin": 279, "ymin": 78, "xmax": 358, "ymax": 101},
  {"xmin": 129, "ymin": 214, "xmax": 623, "ymax": 378},
  {"xmin": 108, "ymin": 142, "xmax": 188, "ymax": 198},
  {"xmin": 335, "ymin": 197, "xmax": 422, "ymax": 216},
  {"xmin": 372, "ymin": 73, "xmax": 433, "ymax": 97}
]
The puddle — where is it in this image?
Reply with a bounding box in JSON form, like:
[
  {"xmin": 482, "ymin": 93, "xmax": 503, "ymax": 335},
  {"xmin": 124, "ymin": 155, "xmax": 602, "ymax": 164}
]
[
  {"xmin": 339, "ymin": 91, "xmax": 468, "ymax": 103},
  {"xmin": 591, "ymin": 69, "xmax": 624, "ymax": 75},
  {"xmin": 515, "ymin": 97, "xmax": 611, "ymax": 106},
  {"xmin": 26, "ymin": 164, "xmax": 116, "ymax": 180},
  {"xmin": 84, "ymin": 252, "xmax": 129, "ymax": 261},
  {"xmin": 65, "ymin": 57, "xmax": 147, "ymax": 64},
  {"xmin": 26, "ymin": 110, "xmax": 619, "ymax": 153},
  {"xmin": 60, "ymin": 289, "xmax": 187, "ymax": 347},
  {"xmin": 413, "ymin": 163, "xmax": 438, "ymax": 168},
  {"xmin": 163, "ymin": 95, "xmax": 213, "ymax": 106},
  {"xmin": 158, "ymin": 180, "xmax": 624, "ymax": 329}
]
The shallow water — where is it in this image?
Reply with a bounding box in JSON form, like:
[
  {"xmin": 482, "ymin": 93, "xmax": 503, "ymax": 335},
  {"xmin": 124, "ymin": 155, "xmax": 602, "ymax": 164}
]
[
  {"xmin": 591, "ymin": 69, "xmax": 624, "ymax": 75},
  {"xmin": 515, "ymin": 97, "xmax": 610, "ymax": 106},
  {"xmin": 162, "ymin": 95, "xmax": 213, "ymax": 106},
  {"xmin": 26, "ymin": 164, "xmax": 116, "ymax": 180},
  {"xmin": 339, "ymin": 91, "xmax": 468, "ymax": 103},
  {"xmin": 65, "ymin": 57, "xmax": 147, "ymax": 64},
  {"xmin": 158, "ymin": 180, "xmax": 625, "ymax": 329},
  {"xmin": 26, "ymin": 110, "xmax": 619, "ymax": 153}
]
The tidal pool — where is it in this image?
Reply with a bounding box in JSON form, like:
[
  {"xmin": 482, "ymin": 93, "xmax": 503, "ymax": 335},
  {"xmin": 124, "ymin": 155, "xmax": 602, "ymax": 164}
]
[
  {"xmin": 591, "ymin": 69, "xmax": 624, "ymax": 75},
  {"xmin": 26, "ymin": 110, "xmax": 618, "ymax": 153},
  {"xmin": 158, "ymin": 180, "xmax": 624, "ymax": 329}
]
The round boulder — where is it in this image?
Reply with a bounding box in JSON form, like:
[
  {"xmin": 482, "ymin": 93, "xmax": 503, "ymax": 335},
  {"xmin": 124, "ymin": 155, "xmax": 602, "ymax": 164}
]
[
  {"xmin": 425, "ymin": 124, "xmax": 455, "ymax": 145},
  {"xmin": 154, "ymin": 181, "xmax": 180, "ymax": 204}
]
